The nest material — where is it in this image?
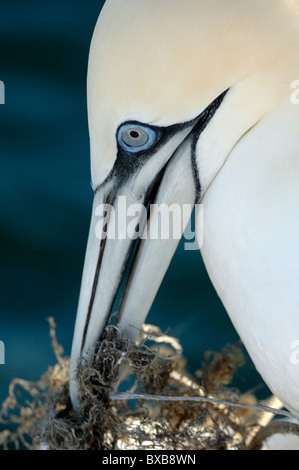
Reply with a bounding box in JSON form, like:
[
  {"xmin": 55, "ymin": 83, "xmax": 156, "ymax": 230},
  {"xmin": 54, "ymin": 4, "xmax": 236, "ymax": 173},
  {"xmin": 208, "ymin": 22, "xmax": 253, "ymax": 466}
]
[{"xmin": 0, "ymin": 318, "xmax": 298, "ymax": 450}]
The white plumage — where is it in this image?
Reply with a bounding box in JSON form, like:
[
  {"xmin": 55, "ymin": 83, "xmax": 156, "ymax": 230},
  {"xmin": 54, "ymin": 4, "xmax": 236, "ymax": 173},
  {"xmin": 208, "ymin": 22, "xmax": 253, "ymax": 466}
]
[{"xmin": 69, "ymin": 0, "xmax": 299, "ymax": 420}]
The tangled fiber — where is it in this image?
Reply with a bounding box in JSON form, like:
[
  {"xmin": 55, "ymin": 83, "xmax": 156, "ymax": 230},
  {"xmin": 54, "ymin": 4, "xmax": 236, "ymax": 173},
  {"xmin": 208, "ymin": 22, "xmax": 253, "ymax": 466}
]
[{"xmin": 0, "ymin": 318, "xmax": 298, "ymax": 450}]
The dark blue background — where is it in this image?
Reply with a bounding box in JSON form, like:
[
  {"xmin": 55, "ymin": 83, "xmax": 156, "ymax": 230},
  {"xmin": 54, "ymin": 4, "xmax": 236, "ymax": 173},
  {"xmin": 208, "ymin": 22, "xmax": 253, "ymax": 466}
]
[{"xmin": 0, "ymin": 0, "xmax": 266, "ymax": 411}]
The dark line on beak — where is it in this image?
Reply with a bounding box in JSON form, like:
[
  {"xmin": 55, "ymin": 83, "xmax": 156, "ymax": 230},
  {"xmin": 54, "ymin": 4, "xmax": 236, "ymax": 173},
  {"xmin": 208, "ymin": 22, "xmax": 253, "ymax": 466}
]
[
  {"xmin": 80, "ymin": 190, "xmax": 117, "ymax": 355},
  {"xmin": 82, "ymin": 89, "xmax": 229, "ymax": 353},
  {"xmin": 115, "ymin": 159, "xmax": 170, "ymax": 324}
]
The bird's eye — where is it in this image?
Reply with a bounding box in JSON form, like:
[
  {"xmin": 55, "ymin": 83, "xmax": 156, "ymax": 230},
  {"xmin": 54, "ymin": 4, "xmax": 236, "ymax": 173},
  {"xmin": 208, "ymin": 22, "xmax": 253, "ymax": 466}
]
[{"xmin": 117, "ymin": 123, "xmax": 159, "ymax": 153}]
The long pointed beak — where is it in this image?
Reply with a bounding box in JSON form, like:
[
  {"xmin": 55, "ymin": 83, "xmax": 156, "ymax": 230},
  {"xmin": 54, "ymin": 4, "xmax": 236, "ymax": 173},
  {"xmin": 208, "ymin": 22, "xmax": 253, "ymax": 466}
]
[
  {"xmin": 69, "ymin": 135, "xmax": 196, "ymax": 410},
  {"xmin": 116, "ymin": 135, "xmax": 196, "ymax": 341},
  {"xmin": 69, "ymin": 93, "xmax": 227, "ymax": 410}
]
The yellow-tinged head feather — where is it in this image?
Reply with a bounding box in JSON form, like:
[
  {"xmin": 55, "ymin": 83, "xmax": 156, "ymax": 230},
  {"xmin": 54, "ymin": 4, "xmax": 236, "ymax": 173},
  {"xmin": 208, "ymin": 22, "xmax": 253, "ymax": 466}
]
[{"xmin": 87, "ymin": 0, "xmax": 299, "ymax": 185}]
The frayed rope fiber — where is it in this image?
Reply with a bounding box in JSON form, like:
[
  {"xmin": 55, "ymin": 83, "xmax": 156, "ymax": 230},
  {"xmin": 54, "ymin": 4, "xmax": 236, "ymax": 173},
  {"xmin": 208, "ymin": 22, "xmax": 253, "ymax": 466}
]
[{"xmin": 1, "ymin": 318, "xmax": 298, "ymax": 450}]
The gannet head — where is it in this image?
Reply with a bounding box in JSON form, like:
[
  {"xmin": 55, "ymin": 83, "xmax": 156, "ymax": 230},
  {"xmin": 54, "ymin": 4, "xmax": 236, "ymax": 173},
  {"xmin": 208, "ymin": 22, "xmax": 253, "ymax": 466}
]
[{"xmin": 70, "ymin": 0, "xmax": 299, "ymax": 410}]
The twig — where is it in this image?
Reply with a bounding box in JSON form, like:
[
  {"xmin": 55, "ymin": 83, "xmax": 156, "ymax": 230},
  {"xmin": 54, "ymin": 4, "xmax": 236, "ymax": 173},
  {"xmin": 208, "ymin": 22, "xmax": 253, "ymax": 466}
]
[
  {"xmin": 249, "ymin": 421, "xmax": 299, "ymax": 450},
  {"xmin": 244, "ymin": 396, "xmax": 283, "ymax": 447},
  {"xmin": 110, "ymin": 392, "xmax": 299, "ymax": 422},
  {"xmin": 47, "ymin": 317, "xmax": 64, "ymax": 365}
]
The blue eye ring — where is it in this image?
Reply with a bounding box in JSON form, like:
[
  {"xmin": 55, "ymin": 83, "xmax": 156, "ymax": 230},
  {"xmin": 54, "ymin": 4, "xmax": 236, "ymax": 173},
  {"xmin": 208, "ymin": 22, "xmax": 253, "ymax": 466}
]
[{"xmin": 117, "ymin": 123, "xmax": 159, "ymax": 153}]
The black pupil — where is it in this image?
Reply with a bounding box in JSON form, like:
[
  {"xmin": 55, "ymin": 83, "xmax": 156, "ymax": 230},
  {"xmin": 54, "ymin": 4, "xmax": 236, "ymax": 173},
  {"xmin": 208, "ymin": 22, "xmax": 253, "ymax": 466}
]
[{"xmin": 130, "ymin": 130, "xmax": 140, "ymax": 139}]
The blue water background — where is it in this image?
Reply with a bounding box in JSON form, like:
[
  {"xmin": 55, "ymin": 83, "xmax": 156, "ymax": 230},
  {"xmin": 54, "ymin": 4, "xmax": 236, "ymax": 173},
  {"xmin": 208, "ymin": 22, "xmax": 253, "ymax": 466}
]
[{"xmin": 0, "ymin": 0, "xmax": 267, "ymax": 417}]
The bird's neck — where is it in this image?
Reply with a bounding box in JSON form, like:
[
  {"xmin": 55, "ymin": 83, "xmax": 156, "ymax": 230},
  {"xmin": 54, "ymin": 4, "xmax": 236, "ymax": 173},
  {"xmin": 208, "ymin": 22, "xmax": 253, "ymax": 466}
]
[{"xmin": 200, "ymin": 98, "xmax": 299, "ymax": 413}]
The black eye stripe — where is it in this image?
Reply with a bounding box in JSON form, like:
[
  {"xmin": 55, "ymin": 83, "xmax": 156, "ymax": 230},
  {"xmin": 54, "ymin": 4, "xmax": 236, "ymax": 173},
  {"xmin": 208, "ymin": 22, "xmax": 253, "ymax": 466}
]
[
  {"xmin": 111, "ymin": 119, "xmax": 195, "ymax": 185},
  {"xmin": 100, "ymin": 89, "xmax": 229, "ymax": 194}
]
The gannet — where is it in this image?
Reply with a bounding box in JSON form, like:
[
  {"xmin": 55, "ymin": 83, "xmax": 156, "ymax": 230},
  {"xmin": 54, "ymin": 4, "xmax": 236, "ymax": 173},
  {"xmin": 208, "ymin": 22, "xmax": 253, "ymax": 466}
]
[{"xmin": 69, "ymin": 0, "xmax": 299, "ymax": 417}]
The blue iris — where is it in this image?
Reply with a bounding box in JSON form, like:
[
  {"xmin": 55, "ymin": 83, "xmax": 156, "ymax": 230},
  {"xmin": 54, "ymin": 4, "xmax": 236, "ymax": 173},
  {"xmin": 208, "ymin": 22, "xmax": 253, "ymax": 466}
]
[{"xmin": 117, "ymin": 123, "xmax": 159, "ymax": 153}]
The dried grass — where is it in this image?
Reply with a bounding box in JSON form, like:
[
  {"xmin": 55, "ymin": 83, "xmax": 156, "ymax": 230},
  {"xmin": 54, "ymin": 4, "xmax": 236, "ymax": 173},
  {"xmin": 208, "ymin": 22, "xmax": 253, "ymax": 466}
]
[{"xmin": 0, "ymin": 318, "xmax": 298, "ymax": 450}]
